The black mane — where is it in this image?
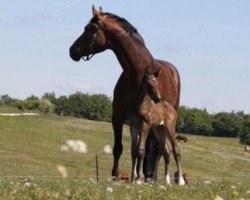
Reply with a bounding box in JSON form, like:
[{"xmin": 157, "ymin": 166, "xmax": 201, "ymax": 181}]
[
  {"xmin": 103, "ymin": 12, "xmax": 145, "ymax": 45},
  {"xmin": 105, "ymin": 13, "xmax": 137, "ymax": 34}
]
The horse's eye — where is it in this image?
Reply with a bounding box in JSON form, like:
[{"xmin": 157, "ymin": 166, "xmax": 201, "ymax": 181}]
[{"xmin": 84, "ymin": 26, "xmax": 89, "ymax": 31}]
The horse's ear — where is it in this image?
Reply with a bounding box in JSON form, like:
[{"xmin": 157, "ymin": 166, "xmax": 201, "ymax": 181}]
[
  {"xmin": 92, "ymin": 5, "xmax": 101, "ymax": 18},
  {"xmin": 99, "ymin": 6, "xmax": 104, "ymax": 14}
]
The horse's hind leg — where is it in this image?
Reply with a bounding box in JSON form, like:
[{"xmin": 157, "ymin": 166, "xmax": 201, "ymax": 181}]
[{"xmin": 143, "ymin": 130, "xmax": 162, "ymax": 183}]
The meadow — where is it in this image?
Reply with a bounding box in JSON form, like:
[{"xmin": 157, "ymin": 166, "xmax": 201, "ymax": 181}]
[{"xmin": 0, "ymin": 108, "xmax": 250, "ymax": 199}]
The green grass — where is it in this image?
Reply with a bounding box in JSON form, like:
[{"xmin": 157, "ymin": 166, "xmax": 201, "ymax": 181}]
[
  {"xmin": 0, "ymin": 112, "xmax": 250, "ymax": 199},
  {"xmin": 0, "ymin": 105, "xmax": 23, "ymax": 113}
]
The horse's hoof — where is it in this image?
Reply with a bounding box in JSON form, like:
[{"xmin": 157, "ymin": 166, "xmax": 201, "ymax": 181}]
[{"xmin": 112, "ymin": 176, "xmax": 120, "ymax": 183}]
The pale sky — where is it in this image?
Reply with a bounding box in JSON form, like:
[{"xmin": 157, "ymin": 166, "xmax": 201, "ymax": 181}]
[{"xmin": 1, "ymin": 0, "xmax": 250, "ymax": 113}]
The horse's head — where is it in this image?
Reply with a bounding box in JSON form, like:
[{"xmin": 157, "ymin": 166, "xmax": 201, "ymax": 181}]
[
  {"xmin": 69, "ymin": 6, "xmax": 108, "ymax": 61},
  {"xmin": 143, "ymin": 69, "xmax": 162, "ymax": 103}
]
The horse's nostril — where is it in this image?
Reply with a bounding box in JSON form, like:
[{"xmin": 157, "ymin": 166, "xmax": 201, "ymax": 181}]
[{"xmin": 69, "ymin": 47, "xmax": 81, "ymax": 61}]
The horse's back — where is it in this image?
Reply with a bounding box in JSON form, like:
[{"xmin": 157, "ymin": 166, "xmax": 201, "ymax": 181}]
[{"xmin": 155, "ymin": 59, "xmax": 181, "ymax": 110}]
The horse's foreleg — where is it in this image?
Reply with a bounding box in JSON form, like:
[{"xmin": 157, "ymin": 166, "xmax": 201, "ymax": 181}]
[{"xmin": 111, "ymin": 114, "xmax": 125, "ymax": 181}]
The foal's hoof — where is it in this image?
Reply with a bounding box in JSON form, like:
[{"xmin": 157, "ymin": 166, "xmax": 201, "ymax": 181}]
[
  {"xmin": 178, "ymin": 178, "xmax": 185, "ymax": 186},
  {"xmin": 174, "ymin": 171, "xmax": 186, "ymax": 186},
  {"xmin": 132, "ymin": 177, "xmax": 142, "ymax": 185}
]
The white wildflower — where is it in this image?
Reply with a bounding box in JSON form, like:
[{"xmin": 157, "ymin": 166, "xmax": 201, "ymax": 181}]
[
  {"xmin": 231, "ymin": 185, "xmax": 237, "ymax": 189},
  {"xmin": 159, "ymin": 185, "xmax": 166, "ymax": 190},
  {"xmin": 66, "ymin": 140, "xmax": 75, "ymax": 149},
  {"xmin": 56, "ymin": 164, "xmax": 67, "ymax": 178},
  {"xmin": 24, "ymin": 182, "xmax": 31, "ymax": 187},
  {"xmin": 106, "ymin": 187, "xmax": 113, "ymax": 193},
  {"xmin": 65, "ymin": 139, "xmax": 87, "ymax": 153},
  {"xmin": 75, "ymin": 140, "xmax": 87, "ymax": 154},
  {"xmin": 204, "ymin": 180, "xmax": 211, "ymax": 185},
  {"xmin": 65, "ymin": 189, "xmax": 71, "ymax": 197},
  {"xmin": 214, "ymin": 195, "xmax": 224, "ymax": 200},
  {"xmin": 60, "ymin": 144, "xmax": 69, "ymax": 153},
  {"xmin": 89, "ymin": 177, "xmax": 96, "ymax": 183},
  {"xmin": 103, "ymin": 145, "xmax": 112, "ymax": 154},
  {"xmin": 247, "ymin": 190, "xmax": 250, "ymax": 194}
]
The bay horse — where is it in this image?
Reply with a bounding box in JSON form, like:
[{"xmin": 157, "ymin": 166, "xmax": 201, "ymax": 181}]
[{"xmin": 69, "ymin": 6, "xmax": 184, "ymax": 185}]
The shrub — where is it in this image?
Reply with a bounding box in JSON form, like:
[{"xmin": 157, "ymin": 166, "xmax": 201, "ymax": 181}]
[{"xmin": 39, "ymin": 98, "xmax": 54, "ymax": 113}]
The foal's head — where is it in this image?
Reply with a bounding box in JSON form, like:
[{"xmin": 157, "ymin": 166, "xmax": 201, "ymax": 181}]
[{"xmin": 143, "ymin": 69, "xmax": 162, "ymax": 103}]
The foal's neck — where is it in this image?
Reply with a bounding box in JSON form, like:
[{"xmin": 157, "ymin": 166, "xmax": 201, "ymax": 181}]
[{"xmin": 136, "ymin": 85, "xmax": 152, "ymax": 111}]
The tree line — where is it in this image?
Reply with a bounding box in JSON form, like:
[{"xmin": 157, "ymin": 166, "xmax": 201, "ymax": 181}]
[
  {"xmin": 1, "ymin": 93, "xmax": 249, "ymax": 145},
  {"xmin": 0, "ymin": 92, "xmax": 112, "ymax": 122}
]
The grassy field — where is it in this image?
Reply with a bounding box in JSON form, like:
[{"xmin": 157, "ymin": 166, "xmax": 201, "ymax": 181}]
[{"xmin": 0, "ymin": 111, "xmax": 250, "ymax": 199}]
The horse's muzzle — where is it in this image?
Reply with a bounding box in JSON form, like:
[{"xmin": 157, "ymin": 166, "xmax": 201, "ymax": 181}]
[{"xmin": 69, "ymin": 46, "xmax": 81, "ymax": 61}]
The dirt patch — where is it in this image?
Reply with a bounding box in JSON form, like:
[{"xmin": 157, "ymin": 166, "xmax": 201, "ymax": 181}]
[{"xmin": 0, "ymin": 113, "xmax": 39, "ymax": 116}]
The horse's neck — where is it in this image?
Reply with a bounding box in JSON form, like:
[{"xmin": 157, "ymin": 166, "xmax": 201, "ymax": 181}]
[{"xmin": 110, "ymin": 32, "xmax": 154, "ymax": 83}]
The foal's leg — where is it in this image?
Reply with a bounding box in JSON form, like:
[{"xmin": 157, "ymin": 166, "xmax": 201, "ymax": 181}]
[
  {"xmin": 130, "ymin": 123, "xmax": 140, "ymax": 183},
  {"xmin": 153, "ymin": 126, "xmax": 171, "ymax": 185},
  {"xmin": 136, "ymin": 122, "xmax": 150, "ymax": 182},
  {"xmin": 167, "ymin": 124, "xmax": 185, "ymax": 185}
]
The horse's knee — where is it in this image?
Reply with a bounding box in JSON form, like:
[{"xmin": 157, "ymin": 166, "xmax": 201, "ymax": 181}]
[
  {"xmin": 113, "ymin": 144, "xmax": 123, "ymax": 157},
  {"xmin": 138, "ymin": 149, "xmax": 145, "ymax": 159}
]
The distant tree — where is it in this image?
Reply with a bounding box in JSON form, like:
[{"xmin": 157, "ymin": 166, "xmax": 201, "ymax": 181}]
[
  {"xmin": 177, "ymin": 106, "xmax": 213, "ymax": 135},
  {"xmin": 39, "ymin": 98, "xmax": 54, "ymax": 113},
  {"xmin": 24, "ymin": 95, "xmax": 39, "ymax": 110},
  {"xmin": 67, "ymin": 92, "xmax": 90, "ymax": 117},
  {"xmin": 87, "ymin": 94, "xmax": 112, "ymax": 122},
  {"xmin": 239, "ymin": 115, "xmax": 250, "ymax": 145},
  {"xmin": 14, "ymin": 100, "xmax": 25, "ymax": 111},
  {"xmin": 176, "ymin": 106, "xmax": 189, "ymax": 132},
  {"xmin": 212, "ymin": 112, "xmax": 243, "ymax": 137},
  {"xmin": 0, "ymin": 94, "xmax": 14, "ymax": 105},
  {"xmin": 54, "ymin": 95, "xmax": 69, "ymax": 115},
  {"xmin": 42, "ymin": 92, "xmax": 57, "ymax": 104}
]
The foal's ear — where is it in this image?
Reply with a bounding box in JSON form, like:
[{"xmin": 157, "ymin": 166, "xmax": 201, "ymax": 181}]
[{"xmin": 154, "ymin": 68, "xmax": 162, "ymax": 77}]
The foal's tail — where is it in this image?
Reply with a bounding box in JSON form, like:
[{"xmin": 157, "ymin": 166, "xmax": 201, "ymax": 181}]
[{"xmin": 176, "ymin": 135, "xmax": 188, "ymax": 143}]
